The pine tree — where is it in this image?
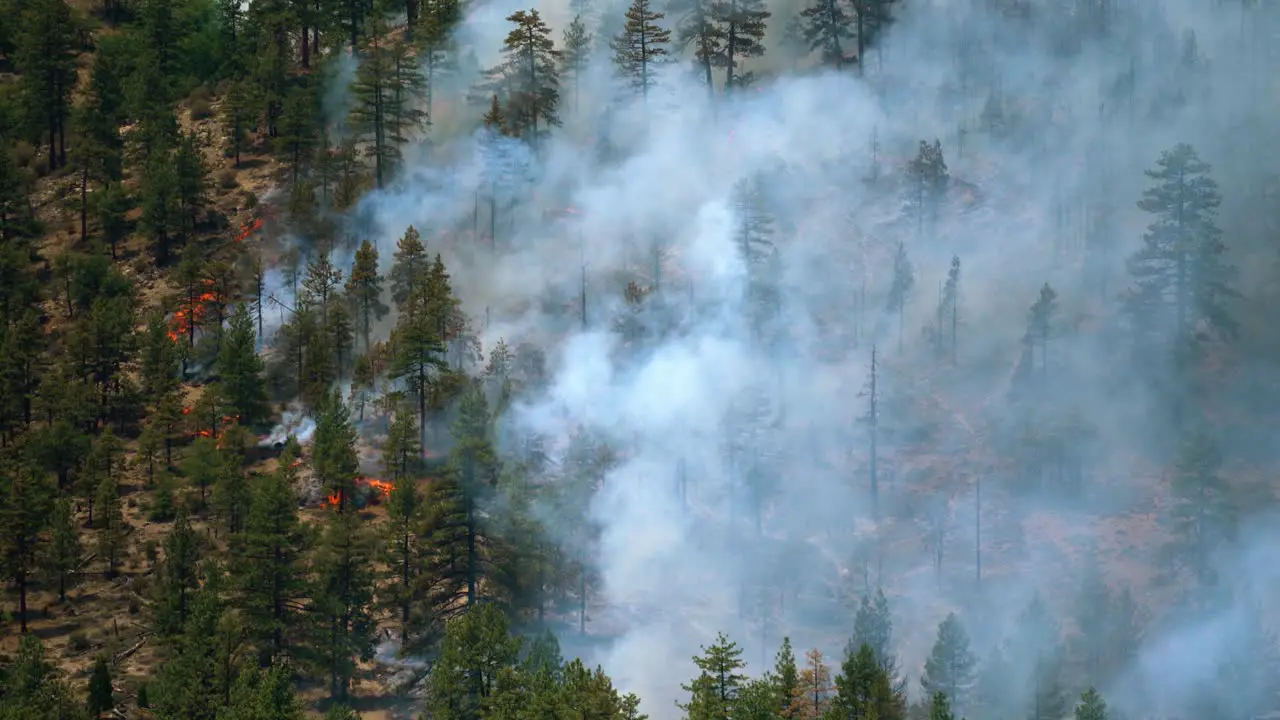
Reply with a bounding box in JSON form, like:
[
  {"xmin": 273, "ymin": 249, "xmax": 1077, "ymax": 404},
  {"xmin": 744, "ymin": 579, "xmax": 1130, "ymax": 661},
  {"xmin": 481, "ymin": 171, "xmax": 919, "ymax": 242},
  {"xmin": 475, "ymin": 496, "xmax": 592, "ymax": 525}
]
[
  {"xmin": 0, "ymin": 464, "xmax": 53, "ymax": 632},
  {"xmin": 561, "ymin": 15, "xmax": 594, "ymax": 115},
  {"xmin": 311, "ymin": 509, "xmax": 377, "ymax": 701},
  {"xmin": 312, "ymin": 392, "xmax": 360, "ymax": 513},
  {"xmin": 275, "ymin": 85, "xmax": 317, "ymax": 185},
  {"xmin": 95, "ymin": 476, "xmax": 125, "ymax": 578},
  {"xmin": 851, "ymin": 588, "xmax": 900, "ymax": 680},
  {"xmin": 140, "ymin": 311, "xmax": 181, "ymax": 406},
  {"xmin": 382, "ymin": 467, "xmax": 422, "ymax": 643},
  {"xmin": 670, "ymin": 0, "xmax": 724, "ymax": 97},
  {"xmin": 611, "ymin": 0, "xmax": 672, "ymax": 100},
  {"xmin": 485, "ymin": 10, "xmax": 563, "ymax": 145},
  {"xmin": 390, "ymin": 255, "xmax": 453, "ymax": 450},
  {"xmin": 799, "ymin": 0, "xmax": 854, "ymax": 69},
  {"xmin": 346, "ymin": 239, "xmax": 390, "ymax": 355},
  {"xmin": 222, "ymin": 664, "xmax": 306, "ymax": 720},
  {"xmin": 15, "ymin": 0, "xmax": 78, "ymax": 171},
  {"xmin": 936, "ymin": 255, "xmax": 960, "ymax": 364},
  {"xmin": 920, "ymin": 613, "xmax": 977, "ymax": 712},
  {"xmin": 155, "ymin": 509, "xmax": 201, "ymax": 637},
  {"xmin": 219, "ymin": 303, "xmax": 270, "ymax": 427},
  {"xmin": 680, "ymin": 633, "xmax": 748, "ymax": 720},
  {"xmin": 234, "ymin": 462, "xmax": 309, "ymax": 664},
  {"xmin": 1125, "ymin": 143, "xmax": 1237, "ymax": 346},
  {"xmin": 788, "ymin": 648, "xmax": 835, "ymax": 719},
  {"xmin": 1166, "ymin": 432, "xmax": 1234, "ymax": 587},
  {"xmin": 886, "ymin": 240, "xmax": 914, "ymax": 354},
  {"xmin": 390, "ymin": 225, "xmax": 428, "ymax": 307},
  {"xmin": 47, "ymin": 497, "xmax": 82, "ymax": 602},
  {"xmin": 831, "ymin": 644, "xmax": 906, "ymax": 720},
  {"xmin": 87, "ymin": 655, "xmax": 114, "ymax": 717},
  {"xmin": 709, "ymin": 0, "xmax": 770, "ymax": 90},
  {"xmin": 772, "ymin": 638, "xmax": 799, "ymax": 714},
  {"xmin": 903, "ymin": 139, "xmax": 949, "ymax": 237},
  {"xmin": 424, "ymin": 602, "xmax": 522, "ymax": 719},
  {"xmin": 1074, "ymin": 688, "xmax": 1108, "ymax": 720},
  {"xmin": 222, "ymin": 79, "xmax": 259, "ymax": 168},
  {"xmin": 1025, "ymin": 283, "xmax": 1058, "ymax": 381},
  {"xmin": 929, "ymin": 691, "xmax": 955, "ymax": 720}
]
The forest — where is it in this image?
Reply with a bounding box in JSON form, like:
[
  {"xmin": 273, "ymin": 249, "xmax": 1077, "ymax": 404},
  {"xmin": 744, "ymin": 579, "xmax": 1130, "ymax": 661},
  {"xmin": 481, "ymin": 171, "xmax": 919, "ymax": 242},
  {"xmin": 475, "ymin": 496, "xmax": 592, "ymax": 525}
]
[{"xmin": 2, "ymin": 0, "xmax": 1280, "ymax": 716}]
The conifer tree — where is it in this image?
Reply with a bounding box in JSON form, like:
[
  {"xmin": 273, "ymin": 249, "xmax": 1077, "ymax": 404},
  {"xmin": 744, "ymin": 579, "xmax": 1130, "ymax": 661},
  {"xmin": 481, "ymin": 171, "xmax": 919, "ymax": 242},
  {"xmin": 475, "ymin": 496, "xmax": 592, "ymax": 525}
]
[
  {"xmin": 920, "ymin": 613, "xmax": 976, "ymax": 712},
  {"xmin": 561, "ymin": 15, "xmax": 594, "ymax": 115},
  {"xmin": 383, "ymin": 407, "xmax": 421, "ymax": 482},
  {"xmin": 276, "ymin": 85, "xmax": 318, "ymax": 186},
  {"xmin": 1074, "ymin": 688, "xmax": 1108, "ymax": 720},
  {"xmin": 390, "ymin": 255, "xmax": 453, "ymax": 450},
  {"xmin": 312, "ymin": 509, "xmax": 377, "ymax": 701},
  {"xmin": 0, "ymin": 464, "xmax": 53, "ymax": 632},
  {"xmin": 155, "ymin": 509, "xmax": 201, "ymax": 637},
  {"xmin": 886, "ymin": 240, "xmax": 914, "ymax": 353},
  {"xmin": 382, "ymin": 467, "xmax": 422, "ymax": 643},
  {"xmin": 710, "ymin": 0, "xmax": 770, "ymax": 89},
  {"xmin": 670, "ymin": 0, "xmax": 724, "ymax": 97},
  {"xmin": 903, "ymin": 139, "xmax": 949, "ymax": 237},
  {"xmin": 424, "ymin": 602, "xmax": 522, "ymax": 719},
  {"xmin": 235, "ymin": 459, "xmax": 309, "ymax": 664},
  {"xmin": 936, "ymin": 256, "xmax": 960, "ymax": 364},
  {"xmin": 612, "ymin": 0, "xmax": 672, "ymax": 100},
  {"xmin": 1025, "ymin": 283, "xmax": 1058, "ymax": 381},
  {"xmin": 312, "ymin": 392, "xmax": 360, "ymax": 513},
  {"xmin": 1125, "ymin": 143, "xmax": 1237, "ymax": 346},
  {"xmin": 219, "ymin": 303, "xmax": 270, "ymax": 427},
  {"xmin": 485, "ymin": 9, "xmax": 563, "ymax": 145},
  {"xmin": 851, "ymin": 588, "xmax": 899, "ymax": 680},
  {"xmin": 772, "ymin": 638, "xmax": 799, "ymax": 714},
  {"xmin": 141, "ymin": 311, "xmax": 181, "ymax": 406},
  {"xmin": 929, "ymin": 691, "xmax": 955, "ymax": 720},
  {"xmin": 390, "ymin": 225, "xmax": 428, "ymax": 307},
  {"xmin": 1166, "ymin": 432, "xmax": 1234, "ymax": 587},
  {"xmin": 680, "ymin": 633, "xmax": 748, "ymax": 720},
  {"xmin": 95, "ymin": 476, "xmax": 125, "ymax": 578},
  {"xmin": 87, "ymin": 655, "xmax": 114, "ymax": 718},
  {"xmin": 48, "ymin": 497, "xmax": 82, "ymax": 602},
  {"xmin": 346, "ymin": 239, "xmax": 389, "ymax": 355},
  {"xmin": 830, "ymin": 644, "xmax": 905, "ymax": 720},
  {"xmin": 15, "ymin": 0, "xmax": 78, "ymax": 171},
  {"xmin": 788, "ymin": 648, "xmax": 835, "ymax": 719},
  {"xmin": 799, "ymin": 0, "xmax": 854, "ymax": 69}
]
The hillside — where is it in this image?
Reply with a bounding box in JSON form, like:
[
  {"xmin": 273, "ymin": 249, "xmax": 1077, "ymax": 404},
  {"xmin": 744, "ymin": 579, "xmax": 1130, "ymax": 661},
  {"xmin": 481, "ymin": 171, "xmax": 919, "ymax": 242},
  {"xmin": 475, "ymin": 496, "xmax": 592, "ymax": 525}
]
[{"xmin": 4, "ymin": 0, "xmax": 1280, "ymax": 718}]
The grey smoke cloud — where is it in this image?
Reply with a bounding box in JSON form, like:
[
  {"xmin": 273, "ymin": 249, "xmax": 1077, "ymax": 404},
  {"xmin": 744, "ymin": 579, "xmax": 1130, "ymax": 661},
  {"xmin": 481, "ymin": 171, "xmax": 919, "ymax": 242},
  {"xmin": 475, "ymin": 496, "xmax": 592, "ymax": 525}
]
[{"xmin": 281, "ymin": 0, "xmax": 1280, "ymax": 716}]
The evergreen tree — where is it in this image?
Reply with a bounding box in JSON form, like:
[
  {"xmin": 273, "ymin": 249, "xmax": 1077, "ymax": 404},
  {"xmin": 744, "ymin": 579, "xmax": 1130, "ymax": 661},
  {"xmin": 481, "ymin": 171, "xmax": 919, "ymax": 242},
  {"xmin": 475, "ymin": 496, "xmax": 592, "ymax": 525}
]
[
  {"xmin": 1165, "ymin": 432, "xmax": 1234, "ymax": 587},
  {"xmin": 87, "ymin": 655, "xmax": 114, "ymax": 718},
  {"xmin": 312, "ymin": 392, "xmax": 360, "ymax": 513},
  {"xmin": 15, "ymin": 0, "xmax": 78, "ymax": 170},
  {"xmin": 1074, "ymin": 688, "xmax": 1108, "ymax": 720},
  {"xmin": 799, "ymin": 0, "xmax": 854, "ymax": 69},
  {"xmin": 830, "ymin": 644, "xmax": 906, "ymax": 720},
  {"xmin": 670, "ymin": 0, "xmax": 724, "ymax": 97},
  {"xmin": 220, "ymin": 663, "xmax": 306, "ymax": 720},
  {"xmin": 47, "ymin": 497, "xmax": 82, "ymax": 602},
  {"xmin": 903, "ymin": 139, "xmax": 949, "ymax": 237},
  {"xmin": 937, "ymin": 256, "xmax": 960, "ymax": 364},
  {"xmin": 0, "ymin": 636, "xmax": 87, "ymax": 719},
  {"xmin": 561, "ymin": 15, "xmax": 594, "ymax": 115},
  {"xmin": 920, "ymin": 613, "xmax": 977, "ymax": 712},
  {"xmin": 390, "ymin": 225, "xmax": 428, "ymax": 307},
  {"xmin": 219, "ymin": 303, "xmax": 270, "ymax": 427},
  {"xmin": 709, "ymin": 0, "xmax": 770, "ymax": 89},
  {"xmin": 851, "ymin": 588, "xmax": 900, "ymax": 680},
  {"xmin": 1025, "ymin": 283, "xmax": 1058, "ymax": 381},
  {"xmin": 886, "ymin": 240, "xmax": 914, "ymax": 353},
  {"xmin": 346, "ymin": 239, "xmax": 389, "ymax": 355},
  {"xmin": 484, "ymin": 10, "xmax": 563, "ymax": 145},
  {"xmin": 311, "ymin": 509, "xmax": 377, "ymax": 701},
  {"xmin": 611, "ymin": 0, "xmax": 672, "ymax": 100},
  {"xmin": 680, "ymin": 633, "xmax": 748, "ymax": 720},
  {"xmin": 141, "ymin": 310, "xmax": 181, "ymax": 406},
  {"xmin": 382, "ymin": 467, "xmax": 422, "ymax": 643},
  {"xmin": 390, "ymin": 255, "xmax": 453, "ymax": 450},
  {"xmin": 275, "ymin": 85, "xmax": 317, "ymax": 185},
  {"xmin": 0, "ymin": 464, "xmax": 53, "ymax": 632},
  {"xmin": 424, "ymin": 602, "xmax": 522, "ymax": 720},
  {"xmin": 772, "ymin": 637, "xmax": 799, "ymax": 715},
  {"xmin": 234, "ymin": 462, "xmax": 309, "ymax": 664},
  {"xmin": 350, "ymin": 26, "xmax": 428, "ymax": 188},
  {"xmin": 155, "ymin": 509, "xmax": 201, "ymax": 637},
  {"xmin": 95, "ymin": 476, "xmax": 125, "ymax": 578},
  {"xmin": 929, "ymin": 691, "xmax": 955, "ymax": 720}
]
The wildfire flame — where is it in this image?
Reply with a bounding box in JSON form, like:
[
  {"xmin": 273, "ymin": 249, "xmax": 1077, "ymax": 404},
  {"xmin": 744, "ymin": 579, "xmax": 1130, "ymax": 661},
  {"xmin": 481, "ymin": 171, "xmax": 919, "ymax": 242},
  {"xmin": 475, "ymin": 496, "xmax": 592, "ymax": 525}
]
[
  {"xmin": 235, "ymin": 217, "xmax": 264, "ymax": 243},
  {"xmin": 321, "ymin": 476, "xmax": 393, "ymax": 508},
  {"xmin": 167, "ymin": 279, "xmax": 220, "ymax": 343}
]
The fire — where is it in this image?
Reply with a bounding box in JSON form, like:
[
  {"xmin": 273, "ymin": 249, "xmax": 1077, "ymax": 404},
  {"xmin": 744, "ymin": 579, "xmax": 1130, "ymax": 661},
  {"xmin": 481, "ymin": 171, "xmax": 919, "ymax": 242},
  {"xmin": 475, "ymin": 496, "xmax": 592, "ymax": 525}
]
[
  {"xmin": 326, "ymin": 491, "xmax": 341, "ymax": 507},
  {"xmin": 321, "ymin": 477, "xmax": 392, "ymax": 508},
  {"xmin": 364, "ymin": 478, "xmax": 394, "ymax": 497},
  {"xmin": 235, "ymin": 217, "xmax": 264, "ymax": 243},
  {"xmin": 168, "ymin": 279, "xmax": 220, "ymax": 344}
]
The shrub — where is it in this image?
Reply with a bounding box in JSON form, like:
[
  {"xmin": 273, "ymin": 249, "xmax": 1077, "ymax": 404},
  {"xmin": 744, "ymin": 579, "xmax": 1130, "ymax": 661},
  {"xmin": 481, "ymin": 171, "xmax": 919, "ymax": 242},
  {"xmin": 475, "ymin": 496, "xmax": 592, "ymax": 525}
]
[
  {"xmin": 218, "ymin": 168, "xmax": 239, "ymax": 189},
  {"xmin": 190, "ymin": 98, "xmax": 214, "ymax": 120},
  {"xmin": 68, "ymin": 632, "xmax": 90, "ymax": 652}
]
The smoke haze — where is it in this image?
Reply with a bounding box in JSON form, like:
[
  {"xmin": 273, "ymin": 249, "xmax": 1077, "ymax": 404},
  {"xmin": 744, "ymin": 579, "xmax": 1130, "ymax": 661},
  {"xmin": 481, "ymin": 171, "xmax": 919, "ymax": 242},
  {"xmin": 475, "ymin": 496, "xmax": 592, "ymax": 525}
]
[{"xmin": 271, "ymin": 0, "xmax": 1280, "ymax": 716}]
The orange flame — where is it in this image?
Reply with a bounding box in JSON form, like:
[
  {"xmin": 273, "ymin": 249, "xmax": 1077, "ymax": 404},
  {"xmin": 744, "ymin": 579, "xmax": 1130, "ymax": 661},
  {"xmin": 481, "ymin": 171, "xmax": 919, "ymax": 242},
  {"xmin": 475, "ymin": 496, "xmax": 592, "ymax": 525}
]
[
  {"xmin": 363, "ymin": 478, "xmax": 393, "ymax": 498},
  {"xmin": 325, "ymin": 491, "xmax": 341, "ymax": 507},
  {"xmin": 235, "ymin": 218, "xmax": 264, "ymax": 243}
]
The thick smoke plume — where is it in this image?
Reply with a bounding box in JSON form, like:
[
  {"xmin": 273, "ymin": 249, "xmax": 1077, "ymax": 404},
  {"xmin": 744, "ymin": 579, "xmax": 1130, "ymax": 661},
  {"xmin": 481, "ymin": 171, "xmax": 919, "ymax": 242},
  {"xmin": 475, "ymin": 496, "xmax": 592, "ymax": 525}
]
[{"xmin": 273, "ymin": 0, "xmax": 1280, "ymax": 715}]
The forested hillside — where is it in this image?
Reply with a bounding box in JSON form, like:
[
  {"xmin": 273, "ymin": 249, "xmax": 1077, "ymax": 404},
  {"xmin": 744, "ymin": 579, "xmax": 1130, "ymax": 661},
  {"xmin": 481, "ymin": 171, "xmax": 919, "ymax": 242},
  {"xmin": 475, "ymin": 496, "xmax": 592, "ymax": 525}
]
[{"xmin": 3, "ymin": 0, "xmax": 1280, "ymax": 717}]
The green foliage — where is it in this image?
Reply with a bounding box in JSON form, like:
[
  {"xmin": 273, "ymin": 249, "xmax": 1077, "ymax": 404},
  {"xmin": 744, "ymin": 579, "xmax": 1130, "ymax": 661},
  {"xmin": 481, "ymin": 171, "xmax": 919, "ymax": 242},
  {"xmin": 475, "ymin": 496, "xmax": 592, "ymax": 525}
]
[
  {"xmin": 611, "ymin": 0, "xmax": 671, "ymax": 98},
  {"xmin": 0, "ymin": 463, "xmax": 54, "ymax": 633},
  {"xmin": 920, "ymin": 613, "xmax": 976, "ymax": 712},
  {"xmin": 87, "ymin": 655, "xmax": 114, "ymax": 717},
  {"xmin": 1073, "ymin": 688, "xmax": 1107, "ymax": 720},
  {"xmin": 218, "ymin": 304, "xmax": 270, "ymax": 427},
  {"xmin": 680, "ymin": 633, "xmax": 748, "ymax": 720}
]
